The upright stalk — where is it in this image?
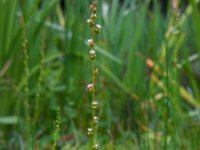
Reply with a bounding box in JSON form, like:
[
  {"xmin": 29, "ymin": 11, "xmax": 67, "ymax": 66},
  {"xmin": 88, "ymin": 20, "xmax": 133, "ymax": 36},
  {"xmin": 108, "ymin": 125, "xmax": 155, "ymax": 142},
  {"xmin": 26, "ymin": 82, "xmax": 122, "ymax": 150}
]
[
  {"xmin": 20, "ymin": 15, "xmax": 32, "ymax": 149},
  {"xmin": 34, "ymin": 31, "xmax": 46, "ymax": 122},
  {"xmin": 86, "ymin": 1, "xmax": 101, "ymax": 149},
  {"xmin": 164, "ymin": 0, "xmax": 180, "ymax": 149}
]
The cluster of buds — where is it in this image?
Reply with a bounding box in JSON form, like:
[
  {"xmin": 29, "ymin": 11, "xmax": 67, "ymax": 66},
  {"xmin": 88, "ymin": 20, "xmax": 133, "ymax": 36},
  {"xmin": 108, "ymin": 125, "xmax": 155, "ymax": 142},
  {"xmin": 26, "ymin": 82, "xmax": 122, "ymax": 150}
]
[
  {"xmin": 90, "ymin": 1, "xmax": 97, "ymax": 13},
  {"xmin": 87, "ymin": 1, "xmax": 101, "ymax": 61},
  {"xmin": 87, "ymin": 1, "xmax": 101, "ymax": 34}
]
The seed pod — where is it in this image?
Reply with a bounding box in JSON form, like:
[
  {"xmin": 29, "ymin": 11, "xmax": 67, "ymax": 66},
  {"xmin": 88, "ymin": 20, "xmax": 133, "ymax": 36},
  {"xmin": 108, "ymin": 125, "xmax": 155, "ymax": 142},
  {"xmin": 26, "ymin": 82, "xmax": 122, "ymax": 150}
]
[
  {"xmin": 95, "ymin": 24, "xmax": 101, "ymax": 33},
  {"xmin": 88, "ymin": 39, "xmax": 94, "ymax": 48},
  {"xmin": 94, "ymin": 68, "xmax": 99, "ymax": 75},
  {"xmin": 87, "ymin": 19, "xmax": 94, "ymax": 27},
  {"xmin": 92, "ymin": 101, "xmax": 98, "ymax": 110},
  {"xmin": 87, "ymin": 83, "xmax": 93, "ymax": 92},
  {"xmin": 90, "ymin": 5, "xmax": 97, "ymax": 13},
  {"xmin": 90, "ymin": 50, "xmax": 96, "ymax": 60},
  {"xmin": 87, "ymin": 128, "xmax": 93, "ymax": 136},
  {"xmin": 93, "ymin": 144, "xmax": 99, "ymax": 150},
  {"xmin": 91, "ymin": 13, "xmax": 97, "ymax": 20},
  {"xmin": 94, "ymin": 116, "xmax": 98, "ymax": 125}
]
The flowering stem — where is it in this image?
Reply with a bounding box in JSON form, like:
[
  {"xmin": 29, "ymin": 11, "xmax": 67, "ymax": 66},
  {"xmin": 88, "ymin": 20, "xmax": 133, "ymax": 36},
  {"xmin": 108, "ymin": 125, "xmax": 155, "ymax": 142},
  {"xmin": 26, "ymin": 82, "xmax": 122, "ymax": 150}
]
[{"xmin": 86, "ymin": 1, "xmax": 101, "ymax": 149}]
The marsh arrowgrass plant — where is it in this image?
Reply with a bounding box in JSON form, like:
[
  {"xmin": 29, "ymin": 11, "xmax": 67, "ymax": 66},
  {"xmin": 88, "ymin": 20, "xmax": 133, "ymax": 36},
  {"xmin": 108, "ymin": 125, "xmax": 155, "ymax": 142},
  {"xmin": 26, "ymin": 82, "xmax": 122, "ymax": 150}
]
[
  {"xmin": 34, "ymin": 31, "xmax": 46, "ymax": 123},
  {"xmin": 20, "ymin": 15, "xmax": 33, "ymax": 149},
  {"xmin": 21, "ymin": 16, "xmax": 30, "ymax": 126},
  {"xmin": 53, "ymin": 106, "xmax": 61, "ymax": 150},
  {"xmin": 86, "ymin": 0, "xmax": 101, "ymax": 149}
]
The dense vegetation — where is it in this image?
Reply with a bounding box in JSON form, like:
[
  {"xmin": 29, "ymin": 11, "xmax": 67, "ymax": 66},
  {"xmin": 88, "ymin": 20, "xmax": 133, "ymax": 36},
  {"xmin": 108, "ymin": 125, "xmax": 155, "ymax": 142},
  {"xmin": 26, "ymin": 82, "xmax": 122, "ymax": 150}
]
[{"xmin": 0, "ymin": 0, "xmax": 200, "ymax": 149}]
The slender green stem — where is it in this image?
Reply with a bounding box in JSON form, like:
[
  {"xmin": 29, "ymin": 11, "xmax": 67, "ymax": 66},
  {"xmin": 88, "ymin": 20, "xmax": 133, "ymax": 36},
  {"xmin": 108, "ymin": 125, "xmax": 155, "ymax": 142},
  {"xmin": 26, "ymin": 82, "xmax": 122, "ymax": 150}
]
[
  {"xmin": 21, "ymin": 15, "xmax": 32, "ymax": 149},
  {"xmin": 91, "ymin": 59, "xmax": 95, "ymax": 147},
  {"xmin": 164, "ymin": 43, "xmax": 169, "ymax": 150},
  {"xmin": 34, "ymin": 31, "xmax": 46, "ymax": 122}
]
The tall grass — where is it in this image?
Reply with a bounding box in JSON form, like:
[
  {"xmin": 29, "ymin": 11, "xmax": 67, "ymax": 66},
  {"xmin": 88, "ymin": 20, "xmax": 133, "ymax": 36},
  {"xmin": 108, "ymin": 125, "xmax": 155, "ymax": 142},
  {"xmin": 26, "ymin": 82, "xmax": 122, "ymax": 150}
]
[{"xmin": 0, "ymin": 0, "xmax": 200, "ymax": 149}]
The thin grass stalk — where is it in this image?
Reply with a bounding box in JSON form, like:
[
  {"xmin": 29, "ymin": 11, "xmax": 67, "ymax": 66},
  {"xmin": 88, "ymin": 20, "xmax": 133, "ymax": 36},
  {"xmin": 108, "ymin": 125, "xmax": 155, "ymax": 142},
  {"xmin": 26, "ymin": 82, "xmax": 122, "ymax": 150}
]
[
  {"xmin": 34, "ymin": 31, "xmax": 46, "ymax": 122},
  {"xmin": 164, "ymin": 0, "xmax": 180, "ymax": 148},
  {"xmin": 164, "ymin": 35, "xmax": 170, "ymax": 150},
  {"xmin": 53, "ymin": 106, "xmax": 61, "ymax": 150},
  {"xmin": 20, "ymin": 15, "xmax": 33, "ymax": 149},
  {"xmin": 171, "ymin": 0, "xmax": 182, "ymax": 148}
]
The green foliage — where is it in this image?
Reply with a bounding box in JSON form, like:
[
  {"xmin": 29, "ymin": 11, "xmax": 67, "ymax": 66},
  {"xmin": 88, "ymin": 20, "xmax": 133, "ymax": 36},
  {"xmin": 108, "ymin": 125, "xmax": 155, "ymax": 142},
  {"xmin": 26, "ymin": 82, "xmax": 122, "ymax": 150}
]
[{"xmin": 0, "ymin": 0, "xmax": 200, "ymax": 149}]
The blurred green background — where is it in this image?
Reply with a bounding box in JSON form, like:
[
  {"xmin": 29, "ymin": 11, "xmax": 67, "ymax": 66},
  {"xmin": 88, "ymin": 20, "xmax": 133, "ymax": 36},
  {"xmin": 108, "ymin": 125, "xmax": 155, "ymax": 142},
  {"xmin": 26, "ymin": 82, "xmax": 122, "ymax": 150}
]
[{"xmin": 0, "ymin": 0, "xmax": 200, "ymax": 149}]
